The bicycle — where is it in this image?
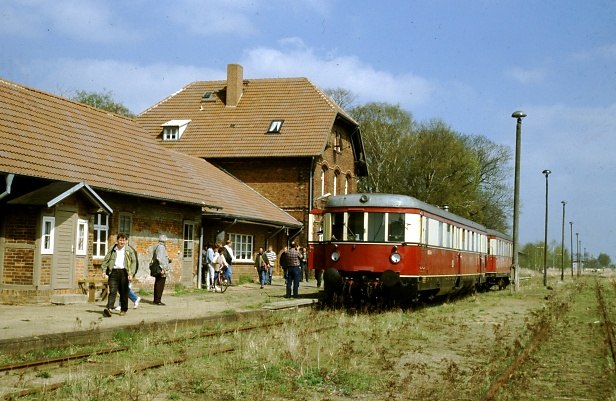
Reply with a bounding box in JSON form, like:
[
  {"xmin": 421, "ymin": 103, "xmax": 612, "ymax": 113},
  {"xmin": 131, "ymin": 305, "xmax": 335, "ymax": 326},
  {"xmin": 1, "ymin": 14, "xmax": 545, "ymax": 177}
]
[{"xmin": 214, "ymin": 266, "xmax": 230, "ymax": 293}]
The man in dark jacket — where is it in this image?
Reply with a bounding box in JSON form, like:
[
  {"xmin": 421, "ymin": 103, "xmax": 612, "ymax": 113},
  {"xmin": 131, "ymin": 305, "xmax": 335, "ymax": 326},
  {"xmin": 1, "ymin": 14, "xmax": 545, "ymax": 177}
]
[{"xmin": 102, "ymin": 233, "xmax": 136, "ymax": 317}]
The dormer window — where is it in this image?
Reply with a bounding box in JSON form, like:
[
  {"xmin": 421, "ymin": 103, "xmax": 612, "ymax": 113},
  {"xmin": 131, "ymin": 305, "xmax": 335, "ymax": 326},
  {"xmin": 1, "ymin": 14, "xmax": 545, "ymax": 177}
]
[
  {"xmin": 161, "ymin": 119, "xmax": 191, "ymax": 141},
  {"xmin": 267, "ymin": 120, "xmax": 284, "ymax": 133}
]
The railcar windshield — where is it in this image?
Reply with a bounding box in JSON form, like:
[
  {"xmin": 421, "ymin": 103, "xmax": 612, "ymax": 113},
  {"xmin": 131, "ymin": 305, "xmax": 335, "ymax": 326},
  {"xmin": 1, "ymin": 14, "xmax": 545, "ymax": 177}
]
[{"xmin": 326, "ymin": 211, "xmax": 406, "ymax": 242}]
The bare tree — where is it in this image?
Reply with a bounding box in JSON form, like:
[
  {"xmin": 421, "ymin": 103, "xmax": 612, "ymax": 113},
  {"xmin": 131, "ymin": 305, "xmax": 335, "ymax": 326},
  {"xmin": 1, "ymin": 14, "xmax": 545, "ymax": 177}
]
[{"xmin": 324, "ymin": 87, "xmax": 358, "ymax": 110}]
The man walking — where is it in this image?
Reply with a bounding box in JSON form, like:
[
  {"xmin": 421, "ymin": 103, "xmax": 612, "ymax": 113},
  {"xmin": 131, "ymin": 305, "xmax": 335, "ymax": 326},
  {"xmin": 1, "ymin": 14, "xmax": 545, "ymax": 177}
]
[
  {"xmin": 153, "ymin": 235, "xmax": 171, "ymax": 305},
  {"xmin": 102, "ymin": 233, "xmax": 136, "ymax": 317},
  {"xmin": 265, "ymin": 245, "xmax": 276, "ymax": 285},
  {"xmin": 285, "ymin": 242, "xmax": 302, "ymax": 298}
]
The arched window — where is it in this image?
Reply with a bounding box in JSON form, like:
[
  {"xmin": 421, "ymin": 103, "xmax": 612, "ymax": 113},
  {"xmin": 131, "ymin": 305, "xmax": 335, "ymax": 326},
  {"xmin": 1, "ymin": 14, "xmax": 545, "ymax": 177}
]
[
  {"xmin": 333, "ymin": 170, "xmax": 340, "ymax": 196},
  {"xmin": 344, "ymin": 174, "xmax": 350, "ymax": 194},
  {"xmin": 320, "ymin": 166, "xmax": 327, "ymax": 196}
]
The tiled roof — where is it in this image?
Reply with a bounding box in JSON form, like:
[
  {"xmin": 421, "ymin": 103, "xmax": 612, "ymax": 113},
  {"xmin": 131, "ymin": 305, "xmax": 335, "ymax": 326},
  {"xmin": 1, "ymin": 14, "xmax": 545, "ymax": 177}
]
[
  {"xmin": 136, "ymin": 77, "xmax": 359, "ymax": 158},
  {"xmin": 0, "ymin": 78, "xmax": 301, "ymax": 228}
]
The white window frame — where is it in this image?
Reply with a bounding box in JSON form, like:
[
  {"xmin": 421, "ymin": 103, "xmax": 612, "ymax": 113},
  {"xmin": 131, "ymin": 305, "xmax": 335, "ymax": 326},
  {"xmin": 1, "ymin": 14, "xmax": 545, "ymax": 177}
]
[
  {"xmin": 93, "ymin": 213, "xmax": 109, "ymax": 259},
  {"xmin": 41, "ymin": 216, "xmax": 55, "ymax": 254},
  {"xmin": 344, "ymin": 175, "xmax": 349, "ymax": 194},
  {"xmin": 163, "ymin": 126, "xmax": 179, "ymax": 140},
  {"xmin": 229, "ymin": 233, "xmax": 254, "ymax": 262},
  {"xmin": 76, "ymin": 219, "xmax": 88, "ymax": 256},
  {"xmin": 183, "ymin": 221, "xmax": 195, "ymax": 258}
]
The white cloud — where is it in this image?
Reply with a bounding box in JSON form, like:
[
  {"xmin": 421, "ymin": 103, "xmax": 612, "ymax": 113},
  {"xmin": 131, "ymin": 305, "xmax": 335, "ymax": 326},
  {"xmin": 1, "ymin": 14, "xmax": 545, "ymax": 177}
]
[
  {"xmin": 241, "ymin": 41, "xmax": 435, "ymax": 108},
  {"xmin": 505, "ymin": 67, "xmax": 546, "ymax": 84}
]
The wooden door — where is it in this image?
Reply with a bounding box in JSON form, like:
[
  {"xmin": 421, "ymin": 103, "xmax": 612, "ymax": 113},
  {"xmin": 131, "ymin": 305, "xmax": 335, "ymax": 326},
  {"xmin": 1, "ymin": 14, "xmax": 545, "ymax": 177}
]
[{"xmin": 52, "ymin": 209, "xmax": 75, "ymax": 289}]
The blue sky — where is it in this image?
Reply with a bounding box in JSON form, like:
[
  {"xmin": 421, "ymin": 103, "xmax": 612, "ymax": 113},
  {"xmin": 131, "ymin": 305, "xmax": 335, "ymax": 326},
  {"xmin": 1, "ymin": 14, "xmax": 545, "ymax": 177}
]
[{"xmin": 2, "ymin": 0, "xmax": 615, "ymax": 262}]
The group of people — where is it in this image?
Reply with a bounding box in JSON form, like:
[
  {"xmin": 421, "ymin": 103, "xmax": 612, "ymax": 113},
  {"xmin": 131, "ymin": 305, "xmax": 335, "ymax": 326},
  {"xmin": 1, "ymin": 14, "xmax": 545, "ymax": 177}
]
[
  {"xmin": 101, "ymin": 233, "xmax": 326, "ymax": 318},
  {"xmin": 201, "ymin": 240, "xmax": 235, "ymax": 291},
  {"xmin": 101, "ymin": 234, "xmax": 171, "ymax": 317},
  {"xmin": 260, "ymin": 242, "xmax": 322, "ymax": 298}
]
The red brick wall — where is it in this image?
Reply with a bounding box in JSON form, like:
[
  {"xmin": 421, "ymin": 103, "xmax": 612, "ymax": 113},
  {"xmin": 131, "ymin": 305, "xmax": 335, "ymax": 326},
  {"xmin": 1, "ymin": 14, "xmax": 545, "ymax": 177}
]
[
  {"xmin": 213, "ymin": 124, "xmax": 358, "ymax": 246},
  {"xmin": 2, "ymin": 207, "xmax": 36, "ymax": 285}
]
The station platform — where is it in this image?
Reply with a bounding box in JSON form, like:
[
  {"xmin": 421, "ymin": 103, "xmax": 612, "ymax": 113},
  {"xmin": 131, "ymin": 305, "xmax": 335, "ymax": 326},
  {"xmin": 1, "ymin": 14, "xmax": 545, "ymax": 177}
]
[{"xmin": 0, "ymin": 278, "xmax": 320, "ymax": 354}]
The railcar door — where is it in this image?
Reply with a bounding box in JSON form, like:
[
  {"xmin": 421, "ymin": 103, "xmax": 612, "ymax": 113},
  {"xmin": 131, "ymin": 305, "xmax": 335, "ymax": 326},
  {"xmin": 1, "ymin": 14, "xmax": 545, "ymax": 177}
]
[{"xmin": 308, "ymin": 209, "xmax": 325, "ymax": 271}]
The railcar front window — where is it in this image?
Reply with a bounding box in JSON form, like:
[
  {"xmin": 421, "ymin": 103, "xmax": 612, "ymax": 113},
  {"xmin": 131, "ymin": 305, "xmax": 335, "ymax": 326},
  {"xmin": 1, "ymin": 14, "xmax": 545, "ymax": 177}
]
[
  {"xmin": 388, "ymin": 213, "xmax": 405, "ymax": 242},
  {"xmin": 368, "ymin": 213, "xmax": 385, "ymax": 242},
  {"xmin": 347, "ymin": 212, "xmax": 364, "ymax": 241},
  {"xmin": 332, "ymin": 212, "xmax": 344, "ymax": 241}
]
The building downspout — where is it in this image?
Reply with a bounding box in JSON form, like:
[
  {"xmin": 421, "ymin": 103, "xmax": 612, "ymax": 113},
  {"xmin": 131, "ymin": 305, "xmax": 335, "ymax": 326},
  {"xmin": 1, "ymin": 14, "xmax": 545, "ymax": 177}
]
[
  {"xmin": 309, "ymin": 157, "xmax": 314, "ymax": 211},
  {"xmin": 0, "ymin": 174, "xmax": 15, "ymax": 201},
  {"xmin": 198, "ymin": 223, "xmax": 204, "ymax": 290}
]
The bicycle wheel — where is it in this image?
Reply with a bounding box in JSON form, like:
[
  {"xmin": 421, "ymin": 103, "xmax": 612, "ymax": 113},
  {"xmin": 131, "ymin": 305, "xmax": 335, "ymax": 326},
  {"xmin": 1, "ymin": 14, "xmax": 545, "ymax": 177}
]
[{"xmin": 218, "ymin": 275, "xmax": 229, "ymax": 293}]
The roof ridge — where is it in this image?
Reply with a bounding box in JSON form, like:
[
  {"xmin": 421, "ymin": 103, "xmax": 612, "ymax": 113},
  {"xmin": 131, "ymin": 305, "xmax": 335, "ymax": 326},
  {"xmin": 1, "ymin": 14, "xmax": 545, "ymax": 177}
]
[
  {"xmin": 0, "ymin": 78, "xmax": 135, "ymax": 122},
  {"xmin": 306, "ymin": 78, "xmax": 358, "ymax": 125},
  {"xmin": 138, "ymin": 83, "xmax": 190, "ymax": 116}
]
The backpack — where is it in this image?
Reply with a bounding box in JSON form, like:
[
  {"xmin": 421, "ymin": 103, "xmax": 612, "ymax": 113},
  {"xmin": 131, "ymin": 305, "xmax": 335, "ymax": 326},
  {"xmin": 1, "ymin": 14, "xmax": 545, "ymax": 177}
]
[
  {"xmin": 223, "ymin": 247, "xmax": 233, "ymax": 263},
  {"xmin": 279, "ymin": 251, "xmax": 288, "ymax": 269},
  {"xmin": 149, "ymin": 245, "xmax": 161, "ymax": 277}
]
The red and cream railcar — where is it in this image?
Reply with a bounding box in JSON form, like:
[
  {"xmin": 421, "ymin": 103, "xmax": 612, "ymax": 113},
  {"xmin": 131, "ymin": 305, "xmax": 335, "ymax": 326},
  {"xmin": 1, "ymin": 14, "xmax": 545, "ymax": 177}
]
[
  {"xmin": 485, "ymin": 229, "xmax": 512, "ymax": 290},
  {"xmin": 309, "ymin": 193, "xmax": 492, "ymax": 304}
]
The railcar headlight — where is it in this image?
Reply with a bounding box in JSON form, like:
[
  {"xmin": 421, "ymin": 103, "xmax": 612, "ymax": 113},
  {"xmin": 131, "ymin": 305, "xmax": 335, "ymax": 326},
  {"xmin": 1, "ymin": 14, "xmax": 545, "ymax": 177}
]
[
  {"xmin": 331, "ymin": 251, "xmax": 340, "ymax": 262},
  {"xmin": 389, "ymin": 252, "xmax": 401, "ymax": 264}
]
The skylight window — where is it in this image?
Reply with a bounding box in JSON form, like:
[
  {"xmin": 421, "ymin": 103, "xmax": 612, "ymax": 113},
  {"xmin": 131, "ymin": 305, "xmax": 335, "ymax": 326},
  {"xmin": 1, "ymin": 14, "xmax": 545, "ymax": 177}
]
[
  {"xmin": 161, "ymin": 119, "xmax": 191, "ymax": 141},
  {"xmin": 201, "ymin": 91, "xmax": 215, "ymax": 101},
  {"xmin": 267, "ymin": 120, "xmax": 284, "ymax": 133}
]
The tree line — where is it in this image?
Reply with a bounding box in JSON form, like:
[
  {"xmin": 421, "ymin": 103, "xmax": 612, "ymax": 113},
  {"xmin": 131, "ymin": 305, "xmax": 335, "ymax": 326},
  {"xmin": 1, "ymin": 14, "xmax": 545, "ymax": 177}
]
[
  {"xmin": 520, "ymin": 241, "xmax": 613, "ymax": 270},
  {"xmin": 327, "ymin": 88, "xmax": 512, "ymax": 232}
]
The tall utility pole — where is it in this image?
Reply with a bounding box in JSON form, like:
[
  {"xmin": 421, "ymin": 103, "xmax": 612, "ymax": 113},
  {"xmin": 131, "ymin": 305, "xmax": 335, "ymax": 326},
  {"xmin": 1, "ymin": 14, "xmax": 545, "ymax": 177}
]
[
  {"xmin": 576, "ymin": 233, "xmax": 580, "ymax": 277},
  {"xmin": 569, "ymin": 222, "xmax": 574, "ymax": 277},
  {"xmin": 511, "ymin": 111, "xmax": 526, "ymax": 292},
  {"xmin": 542, "ymin": 169, "xmax": 551, "ymax": 287},
  {"xmin": 561, "ymin": 201, "xmax": 566, "ymax": 281}
]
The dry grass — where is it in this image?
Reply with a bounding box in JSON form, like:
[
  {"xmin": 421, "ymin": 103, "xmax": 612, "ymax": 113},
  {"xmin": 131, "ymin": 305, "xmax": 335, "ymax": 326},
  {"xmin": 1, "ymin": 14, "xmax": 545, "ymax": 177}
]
[{"xmin": 20, "ymin": 275, "xmax": 615, "ymax": 401}]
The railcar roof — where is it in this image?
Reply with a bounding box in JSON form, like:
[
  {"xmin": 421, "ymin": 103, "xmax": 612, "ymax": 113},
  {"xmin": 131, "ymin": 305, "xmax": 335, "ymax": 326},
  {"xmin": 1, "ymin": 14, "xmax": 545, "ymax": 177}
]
[
  {"xmin": 486, "ymin": 228, "xmax": 512, "ymax": 241},
  {"xmin": 326, "ymin": 193, "xmax": 486, "ymax": 231}
]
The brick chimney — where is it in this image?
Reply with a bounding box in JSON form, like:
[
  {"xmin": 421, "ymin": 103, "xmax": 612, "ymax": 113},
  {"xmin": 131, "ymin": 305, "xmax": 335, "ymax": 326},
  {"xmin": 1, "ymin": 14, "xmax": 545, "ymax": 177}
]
[{"xmin": 226, "ymin": 64, "xmax": 243, "ymax": 107}]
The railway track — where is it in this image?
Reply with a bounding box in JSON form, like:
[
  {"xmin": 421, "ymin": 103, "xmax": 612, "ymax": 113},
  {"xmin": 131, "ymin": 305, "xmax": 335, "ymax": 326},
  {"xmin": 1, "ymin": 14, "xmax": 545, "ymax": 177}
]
[
  {"xmin": 481, "ymin": 278, "xmax": 616, "ymax": 401},
  {"xmin": 0, "ymin": 315, "xmax": 336, "ymax": 400}
]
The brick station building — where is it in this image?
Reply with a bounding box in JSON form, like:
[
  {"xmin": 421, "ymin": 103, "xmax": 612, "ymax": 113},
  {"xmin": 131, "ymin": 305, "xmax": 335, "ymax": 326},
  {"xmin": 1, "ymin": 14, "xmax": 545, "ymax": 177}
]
[
  {"xmin": 137, "ymin": 64, "xmax": 368, "ymax": 249},
  {"xmin": 0, "ymin": 78, "xmax": 301, "ymax": 303}
]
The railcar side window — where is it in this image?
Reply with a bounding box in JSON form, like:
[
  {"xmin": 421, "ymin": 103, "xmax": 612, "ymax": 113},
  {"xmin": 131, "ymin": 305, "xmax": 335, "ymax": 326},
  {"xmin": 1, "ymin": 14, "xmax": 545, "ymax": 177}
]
[
  {"xmin": 388, "ymin": 213, "xmax": 405, "ymax": 242},
  {"xmin": 368, "ymin": 213, "xmax": 385, "ymax": 242}
]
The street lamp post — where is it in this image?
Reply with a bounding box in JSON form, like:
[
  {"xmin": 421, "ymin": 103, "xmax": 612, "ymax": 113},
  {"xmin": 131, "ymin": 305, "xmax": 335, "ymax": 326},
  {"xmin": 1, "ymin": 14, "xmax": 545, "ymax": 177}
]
[
  {"xmin": 569, "ymin": 222, "xmax": 573, "ymax": 277},
  {"xmin": 511, "ymin": 111, "xmax": 526, "ymax": 292},
  {"xmin": 576, "ymin": 232, "xmax": 580, "ymax": 276},
  {"xmin": 561, "ymin": 201, "xmax": 566, "ymax": 281},
  {"xmin": 542, "ymin": 169, "xmax": 551, "ymax": 287}
]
